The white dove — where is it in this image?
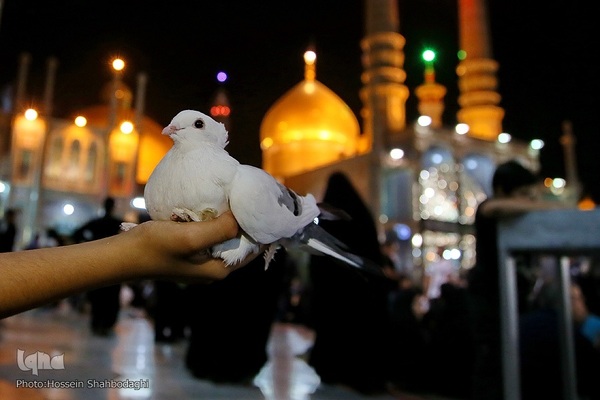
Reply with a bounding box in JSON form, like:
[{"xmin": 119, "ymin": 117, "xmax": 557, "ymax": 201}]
[{"xmin": 138, "ymin": 109, "xmax": 382, "ymax": 275}]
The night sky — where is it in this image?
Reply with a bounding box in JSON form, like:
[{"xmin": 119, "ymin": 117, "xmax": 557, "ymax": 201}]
[{"xmin": 0, "ymin": 1, "xmax": 598, "ymax": 200}]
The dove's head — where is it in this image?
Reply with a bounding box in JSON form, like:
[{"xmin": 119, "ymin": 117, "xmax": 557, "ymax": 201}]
[{"xmin": 162, "ymin": 109, "xmax": 229, "ymax": 148}]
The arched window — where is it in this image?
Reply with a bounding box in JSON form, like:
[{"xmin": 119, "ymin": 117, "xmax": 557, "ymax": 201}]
[
  {"xmin": 67, "ymin": 139, "xmax": 81, "ymax": 180},
  {"xmin": 86, "ymin": 142, "xmax": 98, "ymax": 182},
  {"xmin": 46, "ymin": 135, "xmax": 64, "ymax": 178}
]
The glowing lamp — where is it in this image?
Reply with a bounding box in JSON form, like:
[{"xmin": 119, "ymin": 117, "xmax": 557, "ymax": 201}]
[
  {"xmin": 210, "ymin": 105, "xmax": 231, "ymax": 117},
  {"xmin": 216, "ymin": 71, "xmax": 227, "ymax": 82},
  {"xmin": 112, "ymin": 58, "xmax": 125, "ymax": 72},
  {"xmin": 422, "ymin": 49, "xmax": 436, "ymax": 63},
  {"xmin": 74, "ymin": 116, "xmax": 87, "ymax": 127}
]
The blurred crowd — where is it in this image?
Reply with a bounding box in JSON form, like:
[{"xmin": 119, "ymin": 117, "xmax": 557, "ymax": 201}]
[{"xmin": 2, "ymin": 168, "xmax": 600, "ymax": 400}]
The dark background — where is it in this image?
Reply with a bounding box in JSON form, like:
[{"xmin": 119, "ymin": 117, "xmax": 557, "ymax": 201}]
[{"xmin": 0, "ymin": 0, "xmax": 597, "ymax": 199}]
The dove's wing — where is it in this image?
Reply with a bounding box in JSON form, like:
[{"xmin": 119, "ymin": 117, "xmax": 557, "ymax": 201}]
[{"xmin": 228, "ymin": 165, "xmax": 320, "ymax": 244}]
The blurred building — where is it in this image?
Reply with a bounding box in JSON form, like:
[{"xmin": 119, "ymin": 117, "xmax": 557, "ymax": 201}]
[
  {"xmin": 0, "ymin": 64, "xmax": 172, "ymax": 248},
  {"xmin": 259, "ymin": 0, "xmax": 544, "ymax": 277},
  {"xmin": 0, "ymin": 0, "xmax": 577, "ymax": 276}
]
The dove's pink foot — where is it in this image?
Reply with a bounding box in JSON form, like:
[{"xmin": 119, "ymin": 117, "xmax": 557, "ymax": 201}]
[
  {"xmin": 171, "ymin": 208, "xmax": 201, "ymax": 222},
  {"xmin": 171, "ymin": 207, "xmax": 219, "ymax": 222}
]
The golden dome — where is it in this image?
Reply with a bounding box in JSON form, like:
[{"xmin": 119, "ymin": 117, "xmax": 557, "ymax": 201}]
[{"xmin": 260, "ymin": 50, "xmax": 360, "ymax": 179}]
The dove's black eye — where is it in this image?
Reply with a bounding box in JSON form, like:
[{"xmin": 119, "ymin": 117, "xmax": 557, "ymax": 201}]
[{"xmin": 194, "ymin": 119, "xmax": 205, "ymax": 129}]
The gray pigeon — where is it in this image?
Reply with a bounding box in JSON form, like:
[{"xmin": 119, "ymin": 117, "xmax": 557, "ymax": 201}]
[{"xmin": 141, "ymin": 109, "xmax": 381, "ymax": 274}]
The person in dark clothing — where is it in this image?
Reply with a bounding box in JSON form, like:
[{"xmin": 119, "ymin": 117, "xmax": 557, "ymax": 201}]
[
  {"xmin": 387, "ymin": 284, "xmax": 431, "ymax": 394},
  {"xmin": 423, "ymin": 282, "xmax": 474, "ymax": 398},
  {"xmin": 72, "ymin": 197, "xmax": 123, "ymax": 336},
  {"xmin": 467, "ymin": 160, "xmax": 566, "ymax": 400},
  {"xmin": 307, "ymin": 172, "xmax": 393, "ymax": 395},
  {"xmin": 185, "ymin": 247, "xmax": 287, "ymax": 383},
  {"xmin": 0, "ymin": 208, "xmax": 18, "ymax": 253},
  {"xmin": 151, "ymin": 280, "xmax": 187, "ymax": 342},
  {"xmin": 519, "ymin": 281, "xmax": 600, "ymax": 400}
]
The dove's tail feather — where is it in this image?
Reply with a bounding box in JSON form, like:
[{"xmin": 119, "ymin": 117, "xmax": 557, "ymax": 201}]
[
  {"xmin": 296, "ymin": 223, "xmax": 385, "ymax": 277},
  {"xmin": 306, "ymin": 237, "xmax": 362, "ymax": 268}
]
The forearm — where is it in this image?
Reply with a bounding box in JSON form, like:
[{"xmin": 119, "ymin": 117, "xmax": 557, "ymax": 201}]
[
  {"xmin": 0, "ymin": 215, "xmax": 248, "ymax": 319},
  {"xmin": 0, "ymin": 235, "xmax": 139, "ymax": 319}
]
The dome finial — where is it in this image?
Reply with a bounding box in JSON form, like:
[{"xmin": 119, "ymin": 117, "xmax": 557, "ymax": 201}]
[
  {"xmin": 304, "ymin": 49, "xmax": 316, "ymax": 82},
  {"xmin": 422, "ymin": 49, "xmax": 437, "ymax": 83}
]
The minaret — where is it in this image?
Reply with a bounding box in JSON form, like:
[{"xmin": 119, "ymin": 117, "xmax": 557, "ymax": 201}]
[
  {"xmin": 360, "ymin": 0, "xmax": 409, "ymax": 220},
  {"xmin": 456, "ymin": 0, "xmax": 504, "ymax": 141},
  {"xmin": 560, "ymin": 120, "xmax": 581, "ymax": 202},
  {"xmin": 209, "ymin": 72, "xmax": 231, "ymax": 131},
  {"xmin": 415, "ymin": 52, "xmax": 447, "ymax": 129},
  {"xmin": 361, "ymin": 0, "xmax": 409, "ymax": 148}
]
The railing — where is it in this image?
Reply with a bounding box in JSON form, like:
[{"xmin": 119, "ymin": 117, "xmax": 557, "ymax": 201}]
[{"xmin": 497, "ymin": 208, "xmax": 600, "ymax": 400}]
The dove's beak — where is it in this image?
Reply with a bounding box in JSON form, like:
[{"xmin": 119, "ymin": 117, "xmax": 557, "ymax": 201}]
[{"xmin": 162, "ymin": 125, "xmax": 177, "ymax": 136}]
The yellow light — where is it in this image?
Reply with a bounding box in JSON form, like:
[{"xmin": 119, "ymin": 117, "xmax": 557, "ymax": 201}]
[
  {"xmin": 304, "ymin": 50, "xmax": 316, "ymax": 65},
  {"xmin": 261, "ymin": 137, "xmax": 273, "ymax": 150},
  {"xmin": 120, "ymin": 121, "xmax": 134, "ymax": 134},
  {"xmin": 303, "ymin": 82, "xmax": 316, "ymax": 94},
  {"xmin": 112, "ymin": 58, "xmax": 125, "ymax": 72},
  {"xmin": 24, "ymin": 108, "xmax": 38, "ymax": 121},
  {"xmin": 425, "ymin": 250, "xmax": 436, "ymax": 262},
  {"xmin": 318, "ymin": 130, "xmax": 332, "ymax": 140},
  {"xmin": 74, "ymin": 116, "xmax": 87, "ymax": 127}
]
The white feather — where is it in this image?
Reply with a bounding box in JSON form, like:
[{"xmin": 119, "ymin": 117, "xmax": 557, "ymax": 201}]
[{"xmin": 306, "ymin": 238, "xmax": 361, "ymax": 268}]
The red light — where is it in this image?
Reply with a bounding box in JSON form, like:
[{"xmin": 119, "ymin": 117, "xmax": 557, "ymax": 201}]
[{"xmin": 210, "ymin": 105, "xmax": 231, "ymax": 117}]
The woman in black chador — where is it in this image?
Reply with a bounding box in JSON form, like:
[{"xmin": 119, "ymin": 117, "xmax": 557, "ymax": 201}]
[
  {"xmin": 72, "ymin": 197, "xmax": 123, "ymax": 336},
  {"xmin": 307, "ymin": 172, "xmax": 393, "ymax": 394},
  {"xmin": 184, "ymin": 249, "xmax": 287, "ymax": 383}
]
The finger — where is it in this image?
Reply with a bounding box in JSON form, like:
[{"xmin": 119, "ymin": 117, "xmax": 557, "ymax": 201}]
[{"xmin": 175, "ymin": 212, "xmax": 239, "ymax": 251}]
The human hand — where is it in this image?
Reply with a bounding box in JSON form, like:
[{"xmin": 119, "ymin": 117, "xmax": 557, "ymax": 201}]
[
  {"xmin": 126, "ymin": 212, "xmax": 259, "ymax": 283},
  {"xmin": 571, "ymin": 284, "xmax": 590, "ymax": 324}
]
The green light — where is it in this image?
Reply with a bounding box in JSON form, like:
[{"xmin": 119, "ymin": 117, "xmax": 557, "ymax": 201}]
[
  {"xmin": 457, "ymin": 50, "xmax": 467, "ymax": 60},
  {"xmin": 422, "ymin": 49, "xmax": 436, "ymax": 62}
]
